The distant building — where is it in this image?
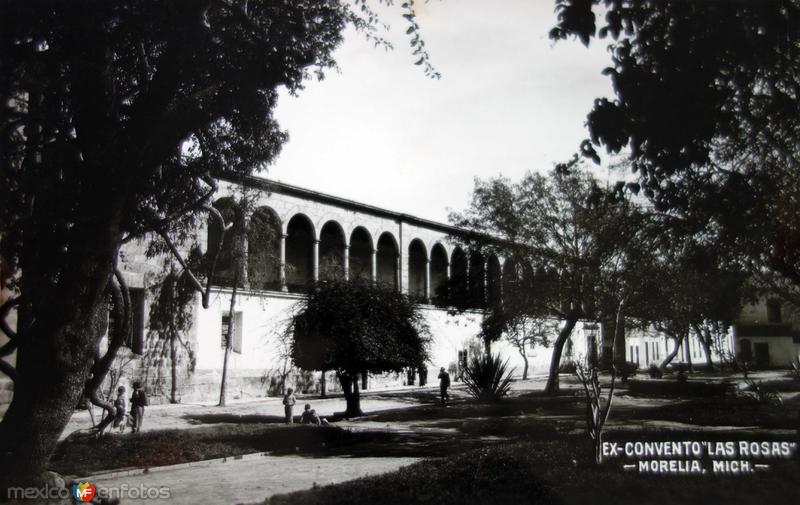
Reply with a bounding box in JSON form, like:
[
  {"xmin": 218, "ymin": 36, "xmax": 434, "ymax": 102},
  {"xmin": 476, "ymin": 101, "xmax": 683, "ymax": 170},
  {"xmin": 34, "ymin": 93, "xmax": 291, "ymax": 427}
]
[
  {"xmin": 110, "ymin": 175, "xmax": 573, "ymax": 403},
  {"xmin": 2, "ymin": 176, "xmax": 798, "ymax": 410}
]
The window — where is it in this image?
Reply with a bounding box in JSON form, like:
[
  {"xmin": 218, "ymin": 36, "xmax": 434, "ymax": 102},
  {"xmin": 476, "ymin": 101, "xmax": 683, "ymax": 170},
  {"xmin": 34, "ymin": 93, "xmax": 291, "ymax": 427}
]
[
  {"xmin": 767, "ymin": 299, "xmax": 782, "ymax": 324},
  {"xmin": 221, "ymin": 311, "xmax": 243, "ymax": 353},
  {"xmin": 645, "ymin": 343, "xmax": 649, "ymax": 364}
]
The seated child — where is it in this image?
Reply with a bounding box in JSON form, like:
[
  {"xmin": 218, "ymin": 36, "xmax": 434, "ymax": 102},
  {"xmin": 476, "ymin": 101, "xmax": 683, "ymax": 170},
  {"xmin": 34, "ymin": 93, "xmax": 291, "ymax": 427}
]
[{"xmin": 299, "ymin": 404, "xmax": 328, "ymax": 425}]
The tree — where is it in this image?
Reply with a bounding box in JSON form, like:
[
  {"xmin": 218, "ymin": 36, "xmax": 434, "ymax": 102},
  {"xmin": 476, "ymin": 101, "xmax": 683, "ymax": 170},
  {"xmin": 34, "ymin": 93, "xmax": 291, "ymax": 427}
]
[
  {"xmin": 450, "ymin": 160, "xmax": 641, "ymax": 394},
  {"xmin": 290, "ymin": 279, "xmax": 429, "ymax": 417},
  {"xmin": 485, "ymin": 312, "xmax": 556, "ymax": 380},
  {"xmin": 551, "ymin": 0, "xmax": 800, "ymax": 300},
  {"xmin": 144, "ymin": 266, "xmax": 197, "ymax": 404},
  {"xmin": 638, "ymin": 235, "xmax": 748, "ymax": 372},
  {"xmin": 0, "ymin": 0, "xmax": 437, "ymax": 487}
]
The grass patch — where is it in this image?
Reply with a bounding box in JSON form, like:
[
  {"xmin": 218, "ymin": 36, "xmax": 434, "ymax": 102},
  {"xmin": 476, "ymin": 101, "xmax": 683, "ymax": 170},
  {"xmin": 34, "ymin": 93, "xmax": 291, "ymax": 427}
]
[
  {"xmin": 265, "ymin": 438, "xmax": 800, "ymax": 505},
  {"xmin": 50, "ymin": 424, "xmax": 391, "ymax": 477}
]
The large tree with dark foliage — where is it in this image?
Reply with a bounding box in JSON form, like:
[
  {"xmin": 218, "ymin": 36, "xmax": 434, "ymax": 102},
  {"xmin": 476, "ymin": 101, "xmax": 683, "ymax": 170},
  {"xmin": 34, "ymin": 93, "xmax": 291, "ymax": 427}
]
[
  {"xmin": 450, "ymin": 161, "xmax": 650, "ymax": 394},
  {"xmin": 290, "ymin": 279, "xmax": 429, "ymax": 417},
  {"xmin": 0, "ymin": 0, "xmax": 435, "ymax": 488},
  {"xmin": 551, "ymin": 0, "xmax": 800, "ymax": 296}
]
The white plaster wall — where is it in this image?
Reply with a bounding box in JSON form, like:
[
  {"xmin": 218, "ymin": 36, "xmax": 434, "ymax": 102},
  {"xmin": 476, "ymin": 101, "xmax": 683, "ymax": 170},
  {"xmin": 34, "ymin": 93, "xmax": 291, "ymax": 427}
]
[{"xmin": 734, "ymin": 336, "xmax": 797, "ymax": 367}]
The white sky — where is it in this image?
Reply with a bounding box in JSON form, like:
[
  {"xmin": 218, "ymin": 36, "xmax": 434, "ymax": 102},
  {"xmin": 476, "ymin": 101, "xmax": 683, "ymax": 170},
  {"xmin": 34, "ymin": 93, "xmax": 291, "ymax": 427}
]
[{"xmin": 266, "ymin": 0, "xmax": 614, "ymax": 223}]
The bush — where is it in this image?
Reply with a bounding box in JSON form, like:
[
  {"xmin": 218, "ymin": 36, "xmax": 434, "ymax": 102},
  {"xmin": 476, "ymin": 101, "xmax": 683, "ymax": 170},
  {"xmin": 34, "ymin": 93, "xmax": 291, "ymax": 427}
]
[
  {"xmin": 647, "ymin": 363, "xmax": 663, "ymax": 379},
  {"xmin": 618, "ymin": 361, "xmax": 639, "ymax": 382},
  {"xmin": 789, "ymin": 357, "xmax": 800, "ymax": 380},
  {"xmin": 462, "ymin": 353, "xmax": 515, "ymax": 402},
  {"xmin": 558, "ymin": 361, "xmax": 577, "ymax": 374}
]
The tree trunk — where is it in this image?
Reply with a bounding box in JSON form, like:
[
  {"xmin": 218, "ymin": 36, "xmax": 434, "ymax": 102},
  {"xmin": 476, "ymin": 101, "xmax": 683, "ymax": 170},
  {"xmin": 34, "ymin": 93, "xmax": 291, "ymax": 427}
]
[
  {"xmin": 0, "ymin": 203, "xmax": 123, "ymax": 489},
  {"xmin": 544, "ymin": 316, "xmax": 578, "ymax": 395},
  {"xmin": 519, "ymin": 344, "xmax": 529, "ymax": 380},
  {"xmin": 685, "ymin": 336, "xmax": 694, "ymax": 372},
  {"xmin": 320, "ymin": 369, "xmax": 327, "ymax": 398},
  {"xmin": 693, "ymin": 324, "xmax": 715, "ymax": 372},
  {"xmin": 170, "ymin": 331, "xmax": 178, "ymax": 403},
  {"xmin": 659, "ymin": 334, "xmax": 683, "ymax": 371},
  {"xmin": 337, "ymin": 372, "xmax": 363, "ymax": 417},
  {"xmin": 219, "ymin": 274, "xmax": 239, "ymax": 407}
]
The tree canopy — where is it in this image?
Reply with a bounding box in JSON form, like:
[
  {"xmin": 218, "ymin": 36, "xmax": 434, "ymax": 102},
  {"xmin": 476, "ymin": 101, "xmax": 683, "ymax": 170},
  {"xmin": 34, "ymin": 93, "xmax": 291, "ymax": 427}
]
[
  {"xmin": 551, "ymin": 0, "xmax": 800, "ymax": 293},
  {"xmin": 0, "ymin": 0, "xmax": 437, "ymax": 486},
  {"xmin": 450, "ymin": 161, "xmax": 649, "ymax": 393},
  {"xmin": 291, "ymin": 278, "xmax": 429, "ymax": 415}
]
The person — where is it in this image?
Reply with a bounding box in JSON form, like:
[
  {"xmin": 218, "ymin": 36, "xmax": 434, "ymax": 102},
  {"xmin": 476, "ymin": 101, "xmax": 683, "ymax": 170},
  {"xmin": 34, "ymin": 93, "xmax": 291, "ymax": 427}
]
[
  {"xmin": 438, "ymin": 367, "xmax": 451, "ymax": 405},
  {"xmin": 282, "ymin": 387, "xmax": 296, "ymax": 424},
  {"xmin": 112, "ymin": 386, "xmax": 127, "ymax": 432},
  {"xmin": 129, "ymin": 381, "xmax": 148, "ymax": 433},
  {"xmin": 300, "ymin": 403, "xmax": 329, "ymax": 425}
]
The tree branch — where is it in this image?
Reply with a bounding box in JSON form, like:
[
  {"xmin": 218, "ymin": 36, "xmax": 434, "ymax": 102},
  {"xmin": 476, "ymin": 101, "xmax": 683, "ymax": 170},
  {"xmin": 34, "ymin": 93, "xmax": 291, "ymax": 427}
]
[
  {"xmin": 0, "ymin": 296, "xmax": 20, "ymax": 342},
  {"xmin": 158, "ymin": 203, "xmax": 230, "ymax": 308}
]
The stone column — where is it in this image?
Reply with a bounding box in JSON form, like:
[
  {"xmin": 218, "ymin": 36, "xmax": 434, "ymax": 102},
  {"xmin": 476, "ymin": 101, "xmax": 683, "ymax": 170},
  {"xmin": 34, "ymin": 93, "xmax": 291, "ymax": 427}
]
[
  {"xmin": 279, "ymin": 233, "xmax": 287, "ymax": 292},
  {"xmin": 344, "ymin": 245, "xmax": 350, "ymax": 280},
  {"xmin": 370, "ymin": 248, "xmax": 377, "ymax": 283},
  {"xmin": 312, "ymin": 239, "xmax": 320, "ymax": 282},
  {"xmin": 424, "ymin": 258, "xmax": 431, "ymax": 303},
  {"xmin": 483, "ymin": 259, "xmax": 489, "ymax": 306},
  {"xmin": 396, "ymin": 254, "xmax": 402, "ymax": 292},
  {"xmin": 240, "ymin": 217, "xmax": 250, "ymax": 289}
]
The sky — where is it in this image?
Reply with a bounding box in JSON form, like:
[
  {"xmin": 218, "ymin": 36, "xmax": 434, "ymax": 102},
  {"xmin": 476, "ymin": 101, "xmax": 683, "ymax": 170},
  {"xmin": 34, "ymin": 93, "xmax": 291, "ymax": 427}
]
[{"xmin": 266, "ymin": 0, "xmax": 614, "ymax": 223}]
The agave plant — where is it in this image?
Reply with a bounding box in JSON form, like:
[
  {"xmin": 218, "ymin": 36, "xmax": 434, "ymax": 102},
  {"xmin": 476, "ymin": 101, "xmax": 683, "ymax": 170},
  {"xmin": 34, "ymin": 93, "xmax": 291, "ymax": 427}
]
[{"xmin": 462, "ymin": 352, "xmax": 515, "ymax": 402}]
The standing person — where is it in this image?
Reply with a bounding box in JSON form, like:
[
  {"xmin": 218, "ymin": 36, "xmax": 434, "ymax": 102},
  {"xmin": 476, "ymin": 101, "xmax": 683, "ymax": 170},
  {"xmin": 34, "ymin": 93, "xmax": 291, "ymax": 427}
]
[
  {"xmin": 282, "ymin": 387, "xmax": 296, "ymax": 424},
  {"xmin": 438, "ymin": 367, "xmax": 451, "ymax": 405},
  {"xmin": 112, "ymin": 386, "xmax": 127, "ymax": 432},
  {"xmin": 130, "ymin": 381, "xmax": 148, "ymax": 433}
]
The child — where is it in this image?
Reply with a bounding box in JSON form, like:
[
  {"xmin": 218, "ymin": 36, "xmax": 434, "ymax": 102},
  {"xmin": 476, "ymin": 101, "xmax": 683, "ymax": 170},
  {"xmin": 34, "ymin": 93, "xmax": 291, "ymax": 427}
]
[
  {"xmin": 282, "ymin": 388, "xmax": 296, "ymax": 424},
  {"xmin": 129, "ymin": 381, "xmax": 148, "ymax": 433},
  {"xmin": 300, "ymin": 403, "xmax": 328, "ymax": 426},
  {"xmin": 300, "ymin": 403, "xmax": 319, "ymax": 425},
  {"xmin": 112, "ymin": 386, "xmax": 127, "ymax": 433}
]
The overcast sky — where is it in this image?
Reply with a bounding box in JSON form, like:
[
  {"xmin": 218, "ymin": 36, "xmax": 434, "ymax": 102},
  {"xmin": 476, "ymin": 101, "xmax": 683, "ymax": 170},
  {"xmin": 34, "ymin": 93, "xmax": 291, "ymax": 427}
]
[{"xmin": 266, "ymin": 0, "xmax": 614, "ymax": 223}]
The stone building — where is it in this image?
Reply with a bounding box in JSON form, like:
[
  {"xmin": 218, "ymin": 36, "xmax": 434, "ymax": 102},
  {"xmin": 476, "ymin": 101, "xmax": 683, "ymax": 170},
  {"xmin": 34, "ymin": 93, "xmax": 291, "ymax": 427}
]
[{"xmin": 113, "ymin": 175, "xmax": 591, "ymax": 403}]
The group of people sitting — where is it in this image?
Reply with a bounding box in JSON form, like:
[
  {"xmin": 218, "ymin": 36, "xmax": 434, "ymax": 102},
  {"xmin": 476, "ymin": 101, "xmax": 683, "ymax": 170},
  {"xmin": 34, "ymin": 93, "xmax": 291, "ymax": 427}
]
[{"xmin": 282, "ymin": 387, "xmax": 328, "ymax": 425}]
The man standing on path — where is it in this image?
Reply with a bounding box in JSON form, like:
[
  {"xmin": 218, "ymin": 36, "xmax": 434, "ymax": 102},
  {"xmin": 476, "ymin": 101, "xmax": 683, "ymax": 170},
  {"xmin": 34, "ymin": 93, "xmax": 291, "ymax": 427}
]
[{"xmin": 438, "ymin": 367, "xmax": 450, "ymax": 405}]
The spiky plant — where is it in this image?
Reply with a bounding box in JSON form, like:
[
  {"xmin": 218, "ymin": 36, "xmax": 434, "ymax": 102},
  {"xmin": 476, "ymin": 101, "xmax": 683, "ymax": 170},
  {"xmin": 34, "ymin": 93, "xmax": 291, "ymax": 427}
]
[{"xmin": 462, "ymin": 353, "xmax": 515, "ymax": 402}]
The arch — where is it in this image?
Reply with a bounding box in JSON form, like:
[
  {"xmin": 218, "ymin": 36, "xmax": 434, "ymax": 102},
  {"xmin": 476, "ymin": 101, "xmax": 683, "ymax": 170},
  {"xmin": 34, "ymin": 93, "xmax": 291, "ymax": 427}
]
[
  {"xmin": 247, "ymin": 206, "xmax": 281, "ymax": 290},
  {"xmin": 502, "ymin": 258, "xmax": 518, "ymax": 304},
  {"xmin": 207, "ymin": 197, "xmax": 244, "ymax": 287},
  {"xmin": 319, "ymin": 220, "xmax": 346, "ymax": 280},
  {"xmin": 285, "ymin": 214, "xmax": 315, "ymax": 291},
  {"xmin": 408, "ymin": 239, "xmax": 428, "ymax": 300},
  {"xmin": 349, "ymin": 226, "xmax": 373, "ymax": 281},
  {"xmin": 449, "ymin": 247, "xmax": 468, "ymax": 305},
  {"xmin": 468, "ymin": 251, "xmax": 486, "ymax": 308},
  {"xmin": 376, "ymin": 232, "xmax": 399, "ymax": 290},
  {"xmin": 487, "ymin": 254, "xmax": 502, "ymax": 308},
  {"xmin": 430, "ymin": 243, "xmax": 448, "ymax": 304}
]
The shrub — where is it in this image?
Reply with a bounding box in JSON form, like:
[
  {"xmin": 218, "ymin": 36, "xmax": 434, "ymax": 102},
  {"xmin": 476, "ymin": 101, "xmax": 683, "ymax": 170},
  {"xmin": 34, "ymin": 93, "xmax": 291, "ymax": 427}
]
[
  {"xmin": 558, "ymin": 361, "xmax": 577, "ymax": 374},
  {"xmin": 647, "ymin": 363, "xmax": 663, "ymax": 379},
  {"xmin": 618, "ymin": 361, "xmax": 639, "ymax": 382},
  {"xmin": 789, "ymin": 357, "xmax": 800, "ymax": 380},
  {"xmin": 462, "ymin": 352, "xmax": 515, "ymax": 402},
  {"xmin": 743, "ymin": 365, "xmax": 783, "ymax": 407}
]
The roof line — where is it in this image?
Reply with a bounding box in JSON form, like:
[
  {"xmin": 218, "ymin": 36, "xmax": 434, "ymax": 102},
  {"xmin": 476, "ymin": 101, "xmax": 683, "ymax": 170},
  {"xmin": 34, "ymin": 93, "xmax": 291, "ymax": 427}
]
[{"xmin": 220, "ymin": 173, "xmax": 472, "ymax": 236}]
